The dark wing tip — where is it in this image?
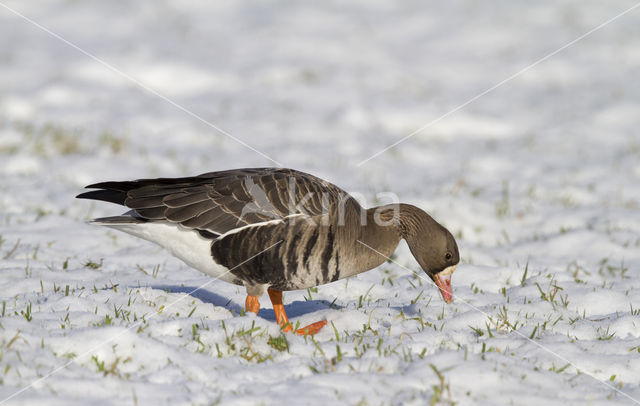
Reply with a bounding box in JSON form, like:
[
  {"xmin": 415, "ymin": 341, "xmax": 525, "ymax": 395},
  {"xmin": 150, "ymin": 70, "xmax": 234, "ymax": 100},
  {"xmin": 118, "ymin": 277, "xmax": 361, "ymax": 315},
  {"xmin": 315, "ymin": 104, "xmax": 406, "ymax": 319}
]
[
  {"xmin": 83, "ymin": 182, "xmax": 103, "ymax": 189},
  {"xmin": 83, "ymin": 181, "xmax": 137, "ymax": 191},
  {"xmin": 77, "ymin": 180, "xmax": 141, "ymax": 205},
  {"xmin": 76, "ymin": 189, "xmax": 127, "ymax": 205}
]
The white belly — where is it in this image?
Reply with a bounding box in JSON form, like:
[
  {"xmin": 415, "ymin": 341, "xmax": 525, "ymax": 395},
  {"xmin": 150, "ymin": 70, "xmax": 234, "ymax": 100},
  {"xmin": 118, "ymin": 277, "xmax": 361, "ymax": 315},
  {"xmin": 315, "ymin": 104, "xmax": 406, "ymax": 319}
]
[{"xmin": 97, "ymin": 220, "xmax": 237, "ymax": 284}]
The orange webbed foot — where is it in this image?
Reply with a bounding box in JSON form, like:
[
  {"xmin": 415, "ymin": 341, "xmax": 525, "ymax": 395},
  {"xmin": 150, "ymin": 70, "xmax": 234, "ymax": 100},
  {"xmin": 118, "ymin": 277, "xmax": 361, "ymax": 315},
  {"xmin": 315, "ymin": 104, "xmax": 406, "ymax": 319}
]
[
  {"xmin": 245, "ymin": 295, "xmax": 260, "ymax": 315},
  {"xmin": 268, "ymin": 288, "xmax": 326, "ymax": 335},
  {"xmin": 294, "ymin": 320, "xmax": 327, "ymax": 336},
  {"xmin": 279, "ymin": 320, "xmax": 327, "ymax": 335}
]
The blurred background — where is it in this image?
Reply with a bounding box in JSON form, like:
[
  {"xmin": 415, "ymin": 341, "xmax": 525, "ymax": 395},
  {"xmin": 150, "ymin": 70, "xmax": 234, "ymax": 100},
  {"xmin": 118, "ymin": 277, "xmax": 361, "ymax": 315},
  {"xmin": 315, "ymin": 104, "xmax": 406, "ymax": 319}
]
[{"xmin": 1, "ymin": 2, "xmax": 640, "ymax": 404}]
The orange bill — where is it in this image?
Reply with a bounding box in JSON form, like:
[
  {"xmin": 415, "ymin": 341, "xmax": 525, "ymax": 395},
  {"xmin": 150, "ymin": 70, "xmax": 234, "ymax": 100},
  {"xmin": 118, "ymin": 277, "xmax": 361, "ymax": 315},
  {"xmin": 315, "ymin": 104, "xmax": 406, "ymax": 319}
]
[{"xmin": 433, "ymin": 272, "xmax": 453, "ymax": 303}]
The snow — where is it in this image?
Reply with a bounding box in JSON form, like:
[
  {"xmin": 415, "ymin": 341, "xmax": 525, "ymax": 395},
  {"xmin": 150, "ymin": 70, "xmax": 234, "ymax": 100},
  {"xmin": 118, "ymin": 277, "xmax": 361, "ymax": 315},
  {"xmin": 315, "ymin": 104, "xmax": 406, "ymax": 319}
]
[{"xmin": 1, "ymin": 0, "xmax": 640, "ymax": 405}]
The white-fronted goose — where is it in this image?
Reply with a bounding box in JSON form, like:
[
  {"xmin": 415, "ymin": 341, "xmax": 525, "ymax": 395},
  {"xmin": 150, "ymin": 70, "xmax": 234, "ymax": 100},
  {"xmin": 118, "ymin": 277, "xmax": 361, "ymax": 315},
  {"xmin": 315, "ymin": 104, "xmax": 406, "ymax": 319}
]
[{"xmin": 77, "ymin": 168, "xmax": 459, "ymax": 335}]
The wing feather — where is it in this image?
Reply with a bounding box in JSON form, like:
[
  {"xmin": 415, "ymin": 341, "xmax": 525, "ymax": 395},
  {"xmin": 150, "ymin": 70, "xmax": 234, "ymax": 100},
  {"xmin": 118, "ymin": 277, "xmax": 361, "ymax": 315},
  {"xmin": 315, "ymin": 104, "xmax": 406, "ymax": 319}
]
[
  {"xmin": 162, "ymin": 191, "xmax": 210, "ymax": 207},
  {"xmin": 165, "ymin": 200, "xmax": 214, "ymax": 222}
]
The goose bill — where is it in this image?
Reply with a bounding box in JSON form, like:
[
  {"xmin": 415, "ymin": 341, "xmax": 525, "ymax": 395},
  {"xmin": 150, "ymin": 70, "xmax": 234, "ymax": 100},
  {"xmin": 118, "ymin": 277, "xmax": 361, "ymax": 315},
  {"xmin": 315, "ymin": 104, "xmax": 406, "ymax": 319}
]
[{"xmin": 433, "ymin": 265, "xmax": 456, "ymax": 303}]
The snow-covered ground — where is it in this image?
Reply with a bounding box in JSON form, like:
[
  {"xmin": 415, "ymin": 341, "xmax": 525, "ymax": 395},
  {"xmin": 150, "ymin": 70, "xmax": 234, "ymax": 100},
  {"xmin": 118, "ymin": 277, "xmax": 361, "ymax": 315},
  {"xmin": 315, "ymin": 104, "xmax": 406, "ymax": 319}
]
[{"xmin": 1, "ymin": 0, "xmax": 640, "ymax": 404}]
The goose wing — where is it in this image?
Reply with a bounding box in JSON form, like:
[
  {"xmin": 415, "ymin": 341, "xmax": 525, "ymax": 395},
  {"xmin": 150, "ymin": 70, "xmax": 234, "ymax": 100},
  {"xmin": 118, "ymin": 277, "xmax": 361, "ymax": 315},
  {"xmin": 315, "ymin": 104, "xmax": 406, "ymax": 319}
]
[{"xmin": 77, "ymin": 167, "xmax": 356, "ymax": 235}]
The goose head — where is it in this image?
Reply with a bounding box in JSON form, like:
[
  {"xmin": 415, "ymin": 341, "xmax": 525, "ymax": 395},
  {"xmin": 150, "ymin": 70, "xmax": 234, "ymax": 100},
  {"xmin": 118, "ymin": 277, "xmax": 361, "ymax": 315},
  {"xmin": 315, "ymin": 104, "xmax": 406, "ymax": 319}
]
[{"xmin": 398, "ymin": 205, "xmax": 460, "ymax": 303}]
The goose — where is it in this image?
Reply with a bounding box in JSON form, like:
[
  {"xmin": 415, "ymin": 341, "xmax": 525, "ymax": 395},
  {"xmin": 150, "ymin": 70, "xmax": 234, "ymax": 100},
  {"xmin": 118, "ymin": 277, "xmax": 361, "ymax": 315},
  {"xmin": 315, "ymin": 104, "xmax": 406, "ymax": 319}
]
[{"xmin": 77, "ymin": 167, "xmax": 459, "ymax": 335}]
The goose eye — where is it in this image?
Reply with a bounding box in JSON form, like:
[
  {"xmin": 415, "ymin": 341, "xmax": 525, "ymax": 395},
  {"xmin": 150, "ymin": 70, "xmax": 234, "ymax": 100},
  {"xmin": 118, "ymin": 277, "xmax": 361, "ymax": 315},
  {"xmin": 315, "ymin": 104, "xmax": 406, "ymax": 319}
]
[{"xmin": 445, "ymin": 252, "xmax": 452, "ymax": 260}]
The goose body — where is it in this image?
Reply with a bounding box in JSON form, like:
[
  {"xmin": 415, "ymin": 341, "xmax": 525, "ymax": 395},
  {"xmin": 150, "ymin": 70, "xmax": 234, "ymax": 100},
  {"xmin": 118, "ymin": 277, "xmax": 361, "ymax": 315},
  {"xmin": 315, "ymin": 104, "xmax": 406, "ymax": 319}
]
[{"xmin": 78, "ymin": 168, "xmax": 459, "ymax": 334}]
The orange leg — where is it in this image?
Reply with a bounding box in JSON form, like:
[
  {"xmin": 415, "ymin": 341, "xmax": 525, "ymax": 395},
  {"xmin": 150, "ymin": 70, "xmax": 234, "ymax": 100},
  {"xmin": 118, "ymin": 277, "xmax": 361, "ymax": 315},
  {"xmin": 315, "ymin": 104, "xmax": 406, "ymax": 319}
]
[
  {"xmin": 267, "ymin": 288, "xmax": 327, "ymax": 335},
  {"xmin": 267, "ymin": 289, "xmax": 292, "ymax": 332},
  {"xmin": 245, "ymin": 295, "xmax": 260, "ymax": 315}
]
